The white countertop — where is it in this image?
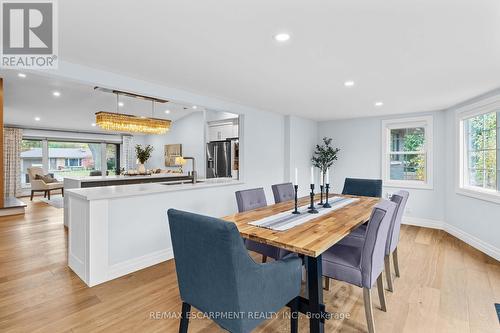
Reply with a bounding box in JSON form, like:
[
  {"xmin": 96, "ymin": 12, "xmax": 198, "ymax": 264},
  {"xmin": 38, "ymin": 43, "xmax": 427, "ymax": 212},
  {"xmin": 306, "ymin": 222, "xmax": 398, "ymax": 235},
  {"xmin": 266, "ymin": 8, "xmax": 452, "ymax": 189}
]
[
  {"xmin": 64, "ymin": 173, "xmax": 191, "ymax": 183},
  {"xmin": 66, "ymin": 178, "xmax": 243, "ymax": 201}
]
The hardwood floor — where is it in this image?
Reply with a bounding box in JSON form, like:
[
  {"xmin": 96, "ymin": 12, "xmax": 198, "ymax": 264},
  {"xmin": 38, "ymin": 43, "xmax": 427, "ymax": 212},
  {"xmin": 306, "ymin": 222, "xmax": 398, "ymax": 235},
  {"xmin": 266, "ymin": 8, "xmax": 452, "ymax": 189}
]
[{"xmin": 0, "ymin": 198, "xmax": 499, "ymax": 332}]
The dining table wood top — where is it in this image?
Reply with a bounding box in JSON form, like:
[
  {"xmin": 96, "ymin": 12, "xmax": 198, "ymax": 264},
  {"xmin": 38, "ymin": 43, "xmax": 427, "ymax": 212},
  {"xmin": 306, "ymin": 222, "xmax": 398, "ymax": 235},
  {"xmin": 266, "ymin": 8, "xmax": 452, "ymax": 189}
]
[{"xmin": 222, "ymin": 194, "xmax": 381, "ymax": 257}]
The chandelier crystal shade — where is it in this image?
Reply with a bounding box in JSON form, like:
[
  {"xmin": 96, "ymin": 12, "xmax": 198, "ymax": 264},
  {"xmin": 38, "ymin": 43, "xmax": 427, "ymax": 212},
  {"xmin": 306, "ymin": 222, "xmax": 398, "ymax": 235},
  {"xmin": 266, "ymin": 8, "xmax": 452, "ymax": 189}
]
[{"xmin": 95, "ymin": 112, "xmax": 171, "ymax": 135}]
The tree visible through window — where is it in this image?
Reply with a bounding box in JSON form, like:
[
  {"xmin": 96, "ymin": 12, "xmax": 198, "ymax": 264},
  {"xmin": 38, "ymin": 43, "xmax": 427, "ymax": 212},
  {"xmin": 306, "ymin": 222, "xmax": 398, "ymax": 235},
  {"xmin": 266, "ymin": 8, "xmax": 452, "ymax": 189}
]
[
  {"xmin": 382, "ymin": 116, "xmax": 432, "ymax": 189},
  {"xmin": 390, "ymin": 127, "xmax": 426, "ymax": 181},
  {"xmin": 463, "ymin": 111, "xmax": 498, "ymax": 191}
]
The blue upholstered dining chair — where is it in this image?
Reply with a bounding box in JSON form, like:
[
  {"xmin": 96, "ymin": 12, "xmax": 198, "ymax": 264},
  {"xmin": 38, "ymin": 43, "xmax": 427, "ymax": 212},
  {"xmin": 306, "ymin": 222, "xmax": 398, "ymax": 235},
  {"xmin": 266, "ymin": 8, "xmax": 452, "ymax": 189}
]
[
  {"xmin": 322, "ymin": 200, "xmax": 397, "ymax": 333},
  {"xmin": 271, "ymin": 182, "xmax": 295, "ymax": 204},
  {"xmin": 235, "ymin": 188, "xmax": 289, "ymax": 262},
  {"xmin": 338, "ymin": 190, "xmax": 409, "ymax": 292},
  {"xmin": 342, "ymin": 178, "xmax": 383, "ymax": 198},
  {"xmin": 168, "ymin": 209, "xmax": 302, "ymax": 333}
]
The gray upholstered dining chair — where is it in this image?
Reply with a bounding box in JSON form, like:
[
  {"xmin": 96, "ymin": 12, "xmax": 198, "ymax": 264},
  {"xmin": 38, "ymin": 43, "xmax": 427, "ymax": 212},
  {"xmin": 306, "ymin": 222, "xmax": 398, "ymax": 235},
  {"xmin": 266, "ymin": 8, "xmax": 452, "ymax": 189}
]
[
  {"xmin": 271, "ymin": 182, "xmax": 295, "ymax": 204},
  {"xmin": 342, "ymin": 178, "xmax": 383, "ymax": 198},
  {"xmin": 235, "ymin": 188, "xmax": 289, "ymax": 262},
  {"xmin": 338, "ymin": 190, "xmax": 409, "ymax": 292},
  {"xmin": 168, "ymin": 209, "xmax": 302, "ymax": 333},
  {"xmin": 322, "ymin": 200, "xmax": 397, "ymax": 333}
]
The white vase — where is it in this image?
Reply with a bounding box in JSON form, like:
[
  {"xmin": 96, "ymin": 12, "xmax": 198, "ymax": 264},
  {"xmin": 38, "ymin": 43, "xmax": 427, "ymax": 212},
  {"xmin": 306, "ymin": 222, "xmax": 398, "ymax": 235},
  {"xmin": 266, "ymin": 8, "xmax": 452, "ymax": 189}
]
[{"xmin": 138, "ymin": 164, "xmax": 146, "ymax": 174}]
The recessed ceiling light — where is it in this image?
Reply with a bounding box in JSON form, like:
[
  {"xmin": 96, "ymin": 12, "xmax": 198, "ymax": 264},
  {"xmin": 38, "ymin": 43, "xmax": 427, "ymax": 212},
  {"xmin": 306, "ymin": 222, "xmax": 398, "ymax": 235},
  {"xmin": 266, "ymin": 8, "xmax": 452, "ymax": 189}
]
[
  {"xmin": 165, "ymin": 110, "xmax": 171, "ymax": 114},
  {"xmin": 91, "ymin": 123, "xmax": 96, "ymax": 127},
  {"xmin": 344, "ymin": 80, "xmax": 355, "ymax": 87},
  {"xmin": 118, "ymin": 102, "xmax": 124, "ymax": 107},
  {"xmin": 374, "ymin": 101, "xmax": 384, "ymax": 107},
  {"xmin": 274, "ymin": 33, "xmax": 291, "ymax": 42},
  {"xmin": 18, "ymin": 73, "xmax": 26, "ymax": 78},
  {"xmin": 34, "ymin": 117, "xmax": 41, "ymax": 121},
  {"xmin": 52, "ymin": 91, "xmax": 61, "ymax": 97},
  {"xmin": 192, "ymin": 105, "xmax": 198, "ymax": 109}
]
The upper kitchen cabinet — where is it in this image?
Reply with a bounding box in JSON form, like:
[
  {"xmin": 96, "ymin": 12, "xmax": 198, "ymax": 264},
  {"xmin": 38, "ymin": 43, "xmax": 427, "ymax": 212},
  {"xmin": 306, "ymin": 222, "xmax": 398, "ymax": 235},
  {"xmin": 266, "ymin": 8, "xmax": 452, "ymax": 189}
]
[{"xmin": 207, "ymin": 118, "xmax": 239, "ymax": 141}]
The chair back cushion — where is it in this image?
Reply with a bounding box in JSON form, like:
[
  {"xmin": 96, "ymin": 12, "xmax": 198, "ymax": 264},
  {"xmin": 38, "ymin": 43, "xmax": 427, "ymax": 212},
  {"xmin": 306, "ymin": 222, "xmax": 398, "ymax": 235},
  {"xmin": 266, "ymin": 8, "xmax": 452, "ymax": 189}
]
[
  {"xmin": 235, "ymin": 188, "xmax": 267, "ymax": 212},
  {"xmin": 271, "ymin": 182, "xmax": 295, "ymax": 203},
  {"xmin": 168, "ymin": 209, "xmax": 253, "ymax": 331},
  {"xmin": 360, "ymin": 200, "xmax": 396, "ymax": 288},
  {"xmin": 386, "ymin": 190, "xmax": 409, "ymax": 255},
  {"xmin": 27, "ymin": 167, "xmax": 44, "ymax": 181},
  {"xmin": 342, "ymin": 178, "xmax": 382, "ymax": 197}
]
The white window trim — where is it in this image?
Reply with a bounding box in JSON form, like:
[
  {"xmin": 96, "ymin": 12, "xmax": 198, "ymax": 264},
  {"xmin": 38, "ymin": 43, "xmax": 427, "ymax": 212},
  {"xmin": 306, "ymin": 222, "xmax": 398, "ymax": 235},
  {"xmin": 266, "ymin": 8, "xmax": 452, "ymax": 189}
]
[
  {"xmin": 455, "ymin": 96, "xmax": 500, "ymax": 204},
  {"xmin": 381, "ymin": 115, "xmax": 433, "ymax": 190}
]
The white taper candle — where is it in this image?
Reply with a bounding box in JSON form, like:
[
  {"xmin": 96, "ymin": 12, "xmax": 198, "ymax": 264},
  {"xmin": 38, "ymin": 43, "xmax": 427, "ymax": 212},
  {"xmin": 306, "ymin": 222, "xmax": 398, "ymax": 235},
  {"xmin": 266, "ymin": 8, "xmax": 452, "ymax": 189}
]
[{"xmin": 310, "ymin": 166, "xmax": 314, "ymax": 185}]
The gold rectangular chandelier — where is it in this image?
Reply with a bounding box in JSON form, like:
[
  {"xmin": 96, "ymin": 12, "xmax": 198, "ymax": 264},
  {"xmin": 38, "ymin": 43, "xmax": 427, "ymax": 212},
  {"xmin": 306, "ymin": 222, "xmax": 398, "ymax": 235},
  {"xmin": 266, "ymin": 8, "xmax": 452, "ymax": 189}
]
[{"xmin": 95, "ymin": 112, "xmax": 171, "ymax": 135}]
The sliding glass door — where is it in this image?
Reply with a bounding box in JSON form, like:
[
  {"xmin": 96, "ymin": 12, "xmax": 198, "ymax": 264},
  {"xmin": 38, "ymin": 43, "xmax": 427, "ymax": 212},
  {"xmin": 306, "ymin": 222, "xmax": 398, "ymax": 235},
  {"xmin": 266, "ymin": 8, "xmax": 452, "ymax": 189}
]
[
  {"xmin": 20, "ymin": 139, "xmax": 43, "ymax": 188},
  {"xmin": 20, "ymin": 138, "xmax": 121, "ymax": 187},
  {"xmin": 48, "ymin": 141, "xmax": 103, "ymax": 181}
]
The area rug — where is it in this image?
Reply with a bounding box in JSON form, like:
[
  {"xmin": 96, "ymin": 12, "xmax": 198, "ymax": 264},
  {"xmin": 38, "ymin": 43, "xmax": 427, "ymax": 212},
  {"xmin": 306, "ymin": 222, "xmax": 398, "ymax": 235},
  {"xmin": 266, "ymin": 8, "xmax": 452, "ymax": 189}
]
[
  {"xmin": 40, "ymin": 196, "xmax": 64, "ymax": 209},
  {"xmin": 496, "ymin": 304, "xmax": 500, "ymax": 324}
]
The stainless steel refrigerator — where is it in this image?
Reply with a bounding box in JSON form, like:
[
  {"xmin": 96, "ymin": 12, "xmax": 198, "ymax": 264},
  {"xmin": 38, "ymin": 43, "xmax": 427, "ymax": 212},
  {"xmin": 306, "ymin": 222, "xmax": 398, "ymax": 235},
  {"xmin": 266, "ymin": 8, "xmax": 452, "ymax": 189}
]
[{"xmin": 206, "ymin": 141, "xmax": 231, "ymax": 178}]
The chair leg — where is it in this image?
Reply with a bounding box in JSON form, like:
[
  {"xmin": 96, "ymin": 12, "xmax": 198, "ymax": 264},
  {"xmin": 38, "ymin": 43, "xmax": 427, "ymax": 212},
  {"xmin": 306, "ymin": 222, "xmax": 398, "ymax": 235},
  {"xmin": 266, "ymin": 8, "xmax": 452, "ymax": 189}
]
[
  {"xmin": 363, "ymin": 287, "xmax": 376, "ymax": 333},
  {"xmin": 30, "ymin": 191, "xmax": 34, "ymax": 201},
  {"xmin": 384, "ymin": 255, "xmax": 394, "ymax": 292},
  {"xmin": 324, "ymin": 277, "xmax": 330, "ymax": 291},
  {"xmin": 262, "ymin": 255, "xmax": 267, "ymax": 263},
  {"xmin": 179, "ymin": 302, "xmax": 191, "ymax": 333},
  {"xmin": 289, "ymin": 297, "xmax": 299, "ymax": 333},
  {"xmin": 47, "ymin": 190, "xmax": 51, "ymax": 200},
  {"xmin": 61, "ymin": 188, "xmax": 64, "ymax": 197},
  {"xmin": 43, "ymin": 191, "xmax": 47, "ymax": 198},
  {"xmin": 376, "ymin": 274, "xmax": 387, "ymax": 312},
  {"xmin": 393, "ymin": 248, "xmax": 400, "ymax": 278}
]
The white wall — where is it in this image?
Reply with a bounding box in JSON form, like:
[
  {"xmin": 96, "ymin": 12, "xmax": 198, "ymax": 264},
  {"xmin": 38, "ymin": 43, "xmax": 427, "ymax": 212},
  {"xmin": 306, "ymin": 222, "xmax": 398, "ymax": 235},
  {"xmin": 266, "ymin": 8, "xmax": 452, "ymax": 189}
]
[
  {"xmin": 444, "ymin": 89, "xmax": 500, "ymax": 253},
  {"xmin": 141, "ymin": 112, "xmax": 205, "ymax": 176},
  {"xmin": 318, "ymin": 111, "xmax": 447, "ymax": 222},
  {"xmin": 318, "ymin": 94, "xmax": 500, "ymax": 260},
  {"xmin": 44, "ymin": 61, "xmax": 293, "ymax": 204},
  {"xmin": 285, "ymin": 115, "xmax": 319, "ymax": 198}
]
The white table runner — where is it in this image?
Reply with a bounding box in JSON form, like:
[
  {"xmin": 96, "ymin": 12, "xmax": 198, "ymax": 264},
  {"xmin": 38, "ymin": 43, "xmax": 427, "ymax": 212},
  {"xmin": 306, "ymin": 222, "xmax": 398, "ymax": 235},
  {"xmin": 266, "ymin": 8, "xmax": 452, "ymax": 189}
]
[{"xmin": 249, "ymin": 196, "xmax": 359, "ymax": 231}]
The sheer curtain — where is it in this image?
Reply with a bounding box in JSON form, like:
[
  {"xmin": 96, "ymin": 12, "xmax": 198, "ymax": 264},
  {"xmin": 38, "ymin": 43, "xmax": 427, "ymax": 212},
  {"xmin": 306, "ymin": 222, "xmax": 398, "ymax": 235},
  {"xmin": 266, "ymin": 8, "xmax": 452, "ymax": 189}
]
[{"xmin": 4, "ymin": 128, "xmax": 23, "ymax": 197}]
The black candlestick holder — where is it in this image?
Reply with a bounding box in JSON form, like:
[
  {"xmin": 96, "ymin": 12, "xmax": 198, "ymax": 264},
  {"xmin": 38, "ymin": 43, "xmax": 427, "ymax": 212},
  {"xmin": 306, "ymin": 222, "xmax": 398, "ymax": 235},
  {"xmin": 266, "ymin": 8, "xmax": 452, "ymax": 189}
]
[
  {"xmin": 308, "ymin": 184, "xmax": 319, "ymax": 214},
  {"xmin": 323, "ymin": 184, "xmax": 331, "ymax": 208},
  {"xmin": 292, "ymin": 185, "xmax": 300, "ymax": 214},
  {"xmin": 318, "ymin": 185, "xmax": 324, "ymax": 206}
]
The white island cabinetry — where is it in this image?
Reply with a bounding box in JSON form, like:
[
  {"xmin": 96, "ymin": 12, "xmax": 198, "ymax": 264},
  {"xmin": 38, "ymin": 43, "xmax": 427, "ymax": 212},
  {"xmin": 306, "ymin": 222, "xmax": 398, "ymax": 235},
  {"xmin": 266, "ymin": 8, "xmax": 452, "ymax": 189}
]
[{"xmin": 66, "ymin": 178, "xmax": 242, "ymax": 287}]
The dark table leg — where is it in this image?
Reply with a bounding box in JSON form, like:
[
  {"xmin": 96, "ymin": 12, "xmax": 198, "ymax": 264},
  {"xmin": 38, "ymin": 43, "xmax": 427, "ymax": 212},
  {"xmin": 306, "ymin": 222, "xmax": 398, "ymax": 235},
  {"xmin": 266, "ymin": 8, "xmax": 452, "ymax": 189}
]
[{"xmin": 307, "ymin": 255, "xmax": 325, "ymax": 333}]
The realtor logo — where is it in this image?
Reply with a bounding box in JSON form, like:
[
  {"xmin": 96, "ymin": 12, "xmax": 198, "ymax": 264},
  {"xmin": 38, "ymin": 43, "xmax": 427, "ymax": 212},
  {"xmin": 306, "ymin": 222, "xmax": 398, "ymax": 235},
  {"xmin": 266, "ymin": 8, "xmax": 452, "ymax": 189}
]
[{"xmin": 1, "ymin": 0, "xmax": 58, "ymax": 68}]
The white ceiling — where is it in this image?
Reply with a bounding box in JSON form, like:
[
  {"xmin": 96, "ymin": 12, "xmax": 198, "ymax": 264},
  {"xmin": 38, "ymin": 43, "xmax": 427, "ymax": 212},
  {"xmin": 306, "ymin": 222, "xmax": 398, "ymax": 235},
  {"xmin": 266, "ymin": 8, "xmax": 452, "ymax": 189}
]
[
  {"xmin": 1, "ymin": 71, "xmax": 198, "ymax": 133},
  {"xmin": 54, "ymin": 0, "xmax": 500, "ymax": 120}
]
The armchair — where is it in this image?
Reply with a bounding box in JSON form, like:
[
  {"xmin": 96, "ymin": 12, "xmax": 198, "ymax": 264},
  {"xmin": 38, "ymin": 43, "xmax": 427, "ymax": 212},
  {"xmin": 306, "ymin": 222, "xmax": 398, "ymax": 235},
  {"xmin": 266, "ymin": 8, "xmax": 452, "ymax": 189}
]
[
  {"xmin": 27, "ymin": 167, "xmax": 64, "ymax": 201},
  {"xmin": 168, "ymin": 209, "xmax": 302, "ymax": 333}
]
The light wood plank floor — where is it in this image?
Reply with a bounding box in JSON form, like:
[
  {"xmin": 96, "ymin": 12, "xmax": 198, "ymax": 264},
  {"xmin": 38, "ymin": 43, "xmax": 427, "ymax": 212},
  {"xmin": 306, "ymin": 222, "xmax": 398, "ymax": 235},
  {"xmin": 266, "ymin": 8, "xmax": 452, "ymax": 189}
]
[{"xmin": 0, "ymin": 198, "xmax": 499, "ymax": 332}]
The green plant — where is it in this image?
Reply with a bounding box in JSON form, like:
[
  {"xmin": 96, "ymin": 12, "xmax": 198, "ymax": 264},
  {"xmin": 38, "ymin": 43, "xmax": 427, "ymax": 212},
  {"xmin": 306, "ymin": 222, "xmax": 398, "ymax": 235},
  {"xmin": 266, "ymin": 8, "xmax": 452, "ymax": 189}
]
[
  {"xmin": 135, "ymin": 144, "xmax": 154, "ymax": 164},
  {"xmin": 312, "ymin": 137, "xmax": 340, "ymax": 179}
]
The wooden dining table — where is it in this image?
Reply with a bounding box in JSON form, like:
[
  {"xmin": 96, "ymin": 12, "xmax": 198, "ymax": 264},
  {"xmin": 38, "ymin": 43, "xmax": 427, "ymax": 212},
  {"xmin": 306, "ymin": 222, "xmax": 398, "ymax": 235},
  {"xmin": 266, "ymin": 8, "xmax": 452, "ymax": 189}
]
[{"xmin": 223, "ymin": 194, "xmax": 380, "ymax": 333}]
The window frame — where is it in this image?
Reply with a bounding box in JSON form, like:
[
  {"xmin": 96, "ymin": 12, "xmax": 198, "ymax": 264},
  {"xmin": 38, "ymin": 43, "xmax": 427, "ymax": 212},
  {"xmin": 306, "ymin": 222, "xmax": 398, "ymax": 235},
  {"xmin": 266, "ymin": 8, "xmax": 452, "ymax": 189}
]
[
  {"xmin": 381, "ymin": 115, "xmax": 434, "ymax": 190},
  {"xmin": 456, "ymin": 96, "xmax": 500, "ymax": 204}
]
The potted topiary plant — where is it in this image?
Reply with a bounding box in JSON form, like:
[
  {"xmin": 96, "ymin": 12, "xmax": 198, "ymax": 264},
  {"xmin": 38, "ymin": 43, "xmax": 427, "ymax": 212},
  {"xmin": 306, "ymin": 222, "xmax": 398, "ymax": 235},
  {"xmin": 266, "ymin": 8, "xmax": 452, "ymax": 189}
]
[
  {"xmin": 312, "ymin": 137, "xmax": 340, "ymax": 185},
  {"xmin": 135, "ymin": 144, "xmax": 154, "ymax": 174}
]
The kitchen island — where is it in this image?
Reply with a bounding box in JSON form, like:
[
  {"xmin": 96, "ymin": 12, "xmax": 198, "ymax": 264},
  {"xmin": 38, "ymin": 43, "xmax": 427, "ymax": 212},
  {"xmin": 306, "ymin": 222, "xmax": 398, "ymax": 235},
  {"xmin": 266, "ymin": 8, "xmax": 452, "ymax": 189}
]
[
  {"xmin": 66, "ymin": 177, "xmax": 243, "ymax": 287},
  {"xmin": 63, "ymin": 173, "xmax": 194, "ymax": 227}
]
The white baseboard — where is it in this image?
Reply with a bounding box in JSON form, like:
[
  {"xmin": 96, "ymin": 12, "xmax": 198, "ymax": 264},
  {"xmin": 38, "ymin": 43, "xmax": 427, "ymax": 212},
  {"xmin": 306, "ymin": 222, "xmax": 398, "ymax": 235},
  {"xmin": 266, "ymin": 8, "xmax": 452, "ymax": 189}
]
[
  {"xmin": 402, "ymin": 216, "xmax": 500, "ymax": 262},
  {"xmin": 444, "ymin": 223, "xmax": 500, "ymax": 262},
  {"xmin": 104, "ymin": 248, "xmax": 174, "ymax": 285},
  {"xmin": 402, "ymin": 216, "xmax": 444, "ymax": 230}
]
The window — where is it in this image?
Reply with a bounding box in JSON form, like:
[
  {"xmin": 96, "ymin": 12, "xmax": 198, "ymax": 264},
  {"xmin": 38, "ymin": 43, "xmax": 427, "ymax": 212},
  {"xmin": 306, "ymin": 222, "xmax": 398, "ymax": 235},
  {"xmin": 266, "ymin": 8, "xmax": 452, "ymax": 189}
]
[
  {"xmin": 20, "ymin": 139, "xmax": 43, "ymax": 188},
  {"xmin": 458, "ymin": 102, "xmax": 500, "ymax": 203},
  {"xmin": 382, "ymin": 116, "xmax": 433, "ymax": 189}
]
